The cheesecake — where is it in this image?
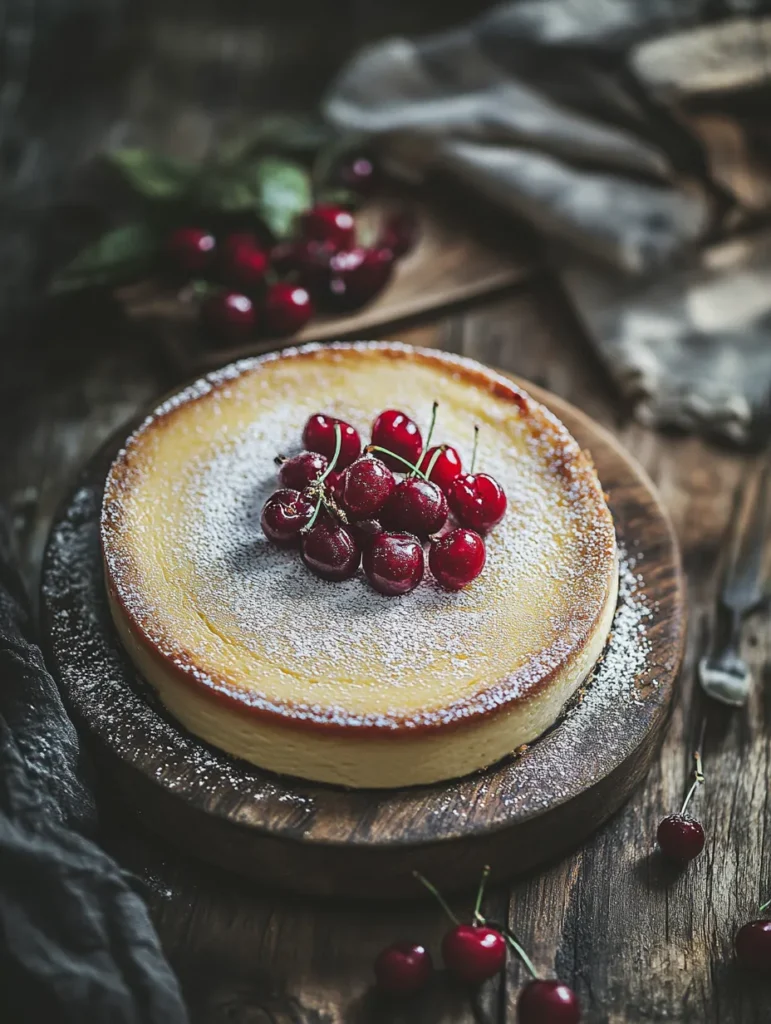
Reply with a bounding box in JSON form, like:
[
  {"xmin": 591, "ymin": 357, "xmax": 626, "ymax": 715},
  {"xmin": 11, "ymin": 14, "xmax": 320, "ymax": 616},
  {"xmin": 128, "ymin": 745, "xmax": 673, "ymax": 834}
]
[{"xmin": 102, "ymin": 342, "xmax": 618, "ymax": 788}]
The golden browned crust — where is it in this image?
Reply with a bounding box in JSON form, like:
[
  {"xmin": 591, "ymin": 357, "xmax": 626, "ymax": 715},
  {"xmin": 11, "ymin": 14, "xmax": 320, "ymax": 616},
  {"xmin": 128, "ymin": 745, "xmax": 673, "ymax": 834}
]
[{"xmin": 102, "ymin": 342, "xmax": 617, "ymax": 737}]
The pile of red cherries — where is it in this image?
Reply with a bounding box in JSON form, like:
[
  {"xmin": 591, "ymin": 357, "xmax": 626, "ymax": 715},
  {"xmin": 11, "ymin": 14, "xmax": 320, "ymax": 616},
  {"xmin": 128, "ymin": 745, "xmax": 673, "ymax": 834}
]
[
  {"xmin": 166, "ymin": 202, "xmax": 416, "ymax": 344},
  {"xmin": 260, "ymin": 405, "xmax": 507, "ymax": 595}
]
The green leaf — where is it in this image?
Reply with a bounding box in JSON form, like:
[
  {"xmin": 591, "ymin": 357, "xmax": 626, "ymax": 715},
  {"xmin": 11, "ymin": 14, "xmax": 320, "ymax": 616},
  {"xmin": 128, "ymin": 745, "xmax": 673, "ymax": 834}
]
[
  {"xmin": 252, "ymin": 157, "xmax": 312, "ymax": 238},
  {"xmin": 49, "ymin": 223, "xmax": 158, "ymax": 294},
  {"xmin": 107, "ymin": 148, "xmax": 196, "ymax": 200}
]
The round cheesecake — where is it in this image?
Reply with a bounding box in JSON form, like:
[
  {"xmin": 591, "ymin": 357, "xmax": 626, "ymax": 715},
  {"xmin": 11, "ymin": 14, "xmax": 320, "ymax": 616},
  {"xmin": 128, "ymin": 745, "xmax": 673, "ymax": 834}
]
[{"xmin": 102, "ymin": 342, "xmax": 618, "ymax": 788}]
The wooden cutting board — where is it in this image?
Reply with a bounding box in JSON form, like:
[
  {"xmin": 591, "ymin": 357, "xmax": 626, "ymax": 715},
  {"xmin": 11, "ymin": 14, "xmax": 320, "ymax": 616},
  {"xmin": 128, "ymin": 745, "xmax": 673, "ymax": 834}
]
[{"xmin": 40, "ymin": 367, "xmax": 685, "ymax": 899}]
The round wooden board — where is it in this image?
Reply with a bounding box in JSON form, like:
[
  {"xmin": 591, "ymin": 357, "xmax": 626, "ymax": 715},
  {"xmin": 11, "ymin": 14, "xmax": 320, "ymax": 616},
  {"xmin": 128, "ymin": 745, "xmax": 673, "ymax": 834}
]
[{"xmin": 40, "ymin": 371, "xmax": 685, "ymax": 900}]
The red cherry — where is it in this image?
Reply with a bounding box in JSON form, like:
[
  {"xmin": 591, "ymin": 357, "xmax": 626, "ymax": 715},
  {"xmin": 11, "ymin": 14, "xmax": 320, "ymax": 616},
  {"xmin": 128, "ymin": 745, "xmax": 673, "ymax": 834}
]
[
  {"xmin": 517, "ymin": 980, "xmax": 581, "ymax": 1024},
  {"xmin": 442, "ymin": 924, "xmax": 506, "ymax": 985},
  {"xmin": 202, "ymin": 291, "xmax": 257, "ymax": 342},
  {"xmin": 371, "ymin": 410, "xmax": 422, "ymax": 471},
  {"xmin": 379, "ymin": 209, "xmax": 420, "ymax": 257},
  {"xmin": 348, "ymin": 518, "xmax": 384, "ymax": 550},
  {"xmin": 339, "ymin": 154, "xmax": 379, "ymax": 196},
  {"xmin": 381, "ymin": 478, "xmax": 448, "ymax": 538},
  {"xmin": 299, "ymin": 204, "xmax": 356, "ymax": 249},
  {"xmin": 261, "ymin": 488, "xmax": 314, "ymax": 546},
  {"xmin": 429, "ymin": 529, "xmax": 486, "ymax": 590},
  {"xmin": 447, "ymin": 473, "xmax": 507, "ymax": 533},
  {"xmin": 325, "ymin": 469, "xmax": 346, "ymax": 506},
  {"xmin": 166, "ymin": 227, "xmax": 216, "ymax": 275},
  {"xmin": 301, "ymin": 521, "xmax": 360, "ymax": 581},
  {"xmin": 264, "ymin": 283, "xmax": 314, "ymax": 336},
  {"xmin": 340, "ymin": 455, "xmax": 395, "ymax": 519},
  {"xmin": 313, "ymin": 247, "xmax": 395, "ymax": 313},
  {"xmin": 657, "ymin": 814, "xmax": 705, "ymax": 864},
  {"xmin": 417, "ymin": 445, "xmax": 462, "ymax": 495},
  {"xmin": 278, "ymin": 451, "xmax": 328, "ymax": 491},
  {"xmin": 374, "ymin": 942, "xmax": 433, "ymax": 994},
  {"xmin": 363, "ymin": 533, "xmax": 424, "ymax": 596},
  {"xmin": 735, "ymin": 920, "xmax": 771, "ymax": 971},
  {"xmin": 302, "ymin": 414, "xmax": 361, "ymax": 470},
  {"xmin": 219, "ymin": 233, "xmax": 268, "ymax": 290}
]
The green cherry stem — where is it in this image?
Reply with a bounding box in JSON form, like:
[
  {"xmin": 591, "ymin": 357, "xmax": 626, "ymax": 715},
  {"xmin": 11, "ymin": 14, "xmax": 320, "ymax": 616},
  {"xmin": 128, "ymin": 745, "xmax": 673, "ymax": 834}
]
[
  {"xmin": 470, "ymin": 425, "xmax": 480, "ymax": 474},
  {"xmin": 473, "ymin": 865, "xmax": 490, "ymax": 925},
  {"xmin": 424, "ymin": 445, "xmax": 445, "ymax": 482},
  {"xmin": 503, "ymin": 931, "xmax": 540, "ymax": 981},
  {"xmin": 680, "ymin": 720, "xmax": 706, "ymax": 817},
  {"xmin": 303, "ymin": 425, "xmax": 343, "ymax": 533},
  {"xmin": 412, "ymin": 401, "xmax": 439, "ymax": 477},
  {"xmin": 760, "ymin": 897, "xmax": 771, "ymax": 914},
  {"xmin": 413, "ymin": 871, "xmax": 460, "ymax": 925},
  {"xmin": 366, "ymin": 445, "xmax": 430, "ymax": 481}
]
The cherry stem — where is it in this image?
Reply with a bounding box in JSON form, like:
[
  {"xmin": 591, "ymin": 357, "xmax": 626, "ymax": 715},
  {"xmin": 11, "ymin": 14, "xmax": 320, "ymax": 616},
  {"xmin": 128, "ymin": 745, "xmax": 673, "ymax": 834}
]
[
  {"xmin": 680, "ymin": 722, "xmax": 706, "ymax": 817},
  {"xmin": 470, "ymin": 425, "xmax": 480, "ymax": 474},
  {"xmin": 503, "ymin": 930, "xmax": 540, "ymax": 981},
  {"xmin": 274, "ymin": 454, "xmax": 287, "ymax": 466},
  {"xmin": 412, "ymin": 401, "xmax": 438, "ymax": 477},
  {"xmin": 424, "ymin": 445, "xmax": 445, "ymax": 483},
  {"xmin": 413, "ymin": 871, "xmax": 459, "ymax": 925},
  {"xmin": 760, "ymin": 897, "xmax": 771, "ymax": 914},
  {"xmin": 366, "ymin": 445, "xmax": 429, "ymax": 481},
  {"xmin": 473, "ymin": 865, "xmax": 490, "ymax": 925},
  {"xmin": 303, "ymin": 426, "xmax": 342, "ymax": 533}
]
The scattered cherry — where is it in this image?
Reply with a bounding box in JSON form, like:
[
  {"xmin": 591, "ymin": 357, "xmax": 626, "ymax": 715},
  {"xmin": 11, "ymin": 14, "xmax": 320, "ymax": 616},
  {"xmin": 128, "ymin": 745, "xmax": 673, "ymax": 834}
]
[
  {"xmin": 518, "ymin": 980, "xmax": 581, "ymax": 1024},
  {"xmin": 339, "ymin": 154, "xmax": 379, "ymax": 196},
  {"xmin": 301, "ymin": 521, "xmax": 360, "ymax": 581},
  {"xmin": 299, "ymin": 203, "xmax": 356, "ymax": 249},
  {"xmin": 348, "ymin": 518, "xmax": 383, "ymax": 550},
  {"xmin": 429, "ymin": 529, "xmax": 486, "ymax": 591},
  {"xmin": 303, "ymin": 414, "xmax": 361, "ymax": 470},
  {"xmin": 417, "ymin": 445, "xmax": 462, "ymax": 494},
  {"xmin": 264, "ymin": 282, "xmax": 314, "ymax": 336},
  {"xmin": 313, "ymin": 247, "xmax": 395, "ymax": 313},
  {"xmin": 219, "ymin": 233, "xmax": 268, "ymax": 290},
  {"xmin": 442, "ymin": 924, "xmax": 506, "ymax": 985},
  {"xmin": 657, "ymin": 814, "xmax": 705, "ymax": 864},
  {"xmin": 382, "ymin": 478, "xmax": 448, "ymax": 538},
  {"xmin": 261, "ymin": 488, "xmax": 315, "ymax": 546},
  {"xmin": 363, "ymin": 532, "xmax": 424, "ymax": 596},
  {"xmin": 277, "ymin": 451, "xmax": 328, "ymax": 491},
  {"xmin": 202, "ymin": 291, "xmax": 257, "ymax": 341},
  {"xmin": 735, "ymin": 918, "xmax": 771, "ymax": 971},
  {"xmin": 374, "ymin": 942, "xmax": 433, "ymax": 995},
  {"xmin": 166, "ymin": 227, "xmax": 216, "ymax": 275},
  {"xmin": 371, "ymin": 410, "xmax": 422, "ymax": 471},
  {"xmin": 448, "ymin": 473, "xmax": 507, "ymax": 534},
  {"xmin": 340, "ymin": 455, "xmax": 395, "ymax": 519}
]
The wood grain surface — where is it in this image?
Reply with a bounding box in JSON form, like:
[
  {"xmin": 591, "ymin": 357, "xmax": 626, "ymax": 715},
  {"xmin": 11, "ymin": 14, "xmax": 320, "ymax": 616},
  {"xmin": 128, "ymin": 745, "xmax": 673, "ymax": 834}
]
[{"xmin": 39, "ymin": 363, "xmax": 684, "ymax": 899}]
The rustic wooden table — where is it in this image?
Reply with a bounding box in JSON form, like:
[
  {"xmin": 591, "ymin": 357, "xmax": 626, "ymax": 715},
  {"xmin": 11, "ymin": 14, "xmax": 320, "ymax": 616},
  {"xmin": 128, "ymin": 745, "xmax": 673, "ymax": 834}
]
[{"xmin": 2, "ymin": 3, "xmax": 769, "ymax": 1021}]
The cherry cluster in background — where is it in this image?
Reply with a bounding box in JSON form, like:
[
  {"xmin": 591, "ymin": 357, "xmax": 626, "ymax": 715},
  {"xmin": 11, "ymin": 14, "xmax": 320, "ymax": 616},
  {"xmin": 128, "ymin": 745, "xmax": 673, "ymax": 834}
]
[{"xmin": 260, "ymin": 406, "xmax": 507, "ymax": 595}]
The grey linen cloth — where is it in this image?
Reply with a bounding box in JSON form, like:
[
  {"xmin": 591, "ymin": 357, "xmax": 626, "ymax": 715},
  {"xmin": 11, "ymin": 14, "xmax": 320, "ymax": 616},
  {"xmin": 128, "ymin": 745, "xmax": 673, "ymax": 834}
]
[{"xmin": 325, "ymin": 1, "xmax": 771, "ymax": 443}]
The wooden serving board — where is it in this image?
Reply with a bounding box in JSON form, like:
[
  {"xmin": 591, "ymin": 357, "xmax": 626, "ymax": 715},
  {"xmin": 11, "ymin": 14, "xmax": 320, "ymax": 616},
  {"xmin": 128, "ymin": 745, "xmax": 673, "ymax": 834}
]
[
  {"xmin": 40, "ymin": 373, "xmax": 685, "ymax": 900},
  {"xmin": 120, "ymin": 196, "xmax": 534, "ymax": 373}
]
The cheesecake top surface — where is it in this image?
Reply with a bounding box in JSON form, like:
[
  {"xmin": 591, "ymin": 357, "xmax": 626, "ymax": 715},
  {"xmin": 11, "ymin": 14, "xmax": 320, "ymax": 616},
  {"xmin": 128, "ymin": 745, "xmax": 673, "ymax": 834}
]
[{"xmin": 102, "ymin": 342, "xmax": 617, "ymax": 734}]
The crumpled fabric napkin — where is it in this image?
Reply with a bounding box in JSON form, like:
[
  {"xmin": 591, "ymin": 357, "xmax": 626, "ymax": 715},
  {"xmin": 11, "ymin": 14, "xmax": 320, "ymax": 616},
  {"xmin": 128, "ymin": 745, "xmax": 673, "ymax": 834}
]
[
  {"xmin": 0, "ymin": 507, "xmax": 188, "ymax": 1024},
  {"xmin": 325, "ymin": 0, "xmax": 771, "ymax": 444}
]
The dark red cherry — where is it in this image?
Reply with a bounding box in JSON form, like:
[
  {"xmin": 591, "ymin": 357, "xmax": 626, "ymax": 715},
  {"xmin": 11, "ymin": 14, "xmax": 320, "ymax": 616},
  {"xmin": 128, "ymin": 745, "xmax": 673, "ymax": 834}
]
[
  {"xmin": 363, "ymin": 533, "xmax": 424, "ymax": 596},
  {"xmin": 348, "ymin": 518, "xmax": 384, "ymax": 550},
  {"xmin": 339, "ymin": 154, "xmax": 379, "ymax": 196},
  {"xmin": 517, "ymin": 979, "xmax": 581, "ymax": 1024},
  {"xmin": 417, "ymin": 445, "xmax": 462, "ymax": 495},
  {"xmin": 735, "ymin": 920, "xmax": 771, "ymax": 971},
  {"xmin": 166, "ymin": 227, "xmax": 216, "ymax": 275},
  {"xmin": 441, "ymin": 924, "xmax": 506, "ymax": 985},
  {"xmin": 278, "ymin": 451, "xmax": 328, "ymax": 491},
  {"xmin": 374, "ymin": 942, "xmax": 433, "ymax": 995},
  {"xmin": 382, "ymin": 479, "xmax": 448, "ymax": 538},
  {"xmin": 379, "ymin": 208, "xmax": 420, "ymax": 257},
  {"xmin": 302, "ymin": 414, "xmax": 361, "ymax": 470},
  {"xmin": 340, "ymin": 455, "xmax": 395, "ymax": 519},
  {"xmin": 429, "ymin": 529, "xmax": 486, "ymax": 590},
  {"xmin": 299, "ymin": 204, "xmax": 356, "ymax": 249},
  {"xmin": 314, "ymin": 247, "xmax": 395, "ymax": 313},
  {"xmin": 657, "ymin": 814, "xmax": 705, "ymax": 864},
  {"xmin": 264, "ymin": 283, "xmax": 314, "ymax": 336},
  {"xmin": 447, "ymin": 473, "xmax": 507, "ymax": 533},
  {"xmin": 202, "ymin": 291, "xmax": 257, "ymax": 342},
  {"xmin": 261, "ymin": 488, "xmax": 314, "ymax": 546},
  {"xmin": 301, "ymin": 521, "xmax": 360, "ymax": 581},
  {"xmin": 325, "ymin": 469, "xmax": 346, "ymax": 506},
  {"xmin": 219, "ymin": 233, "xmax": 268, "ymax": 289},
  {"xmin": 371, "ymin": 410, "xmax": 422, "ymax": 471}
]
